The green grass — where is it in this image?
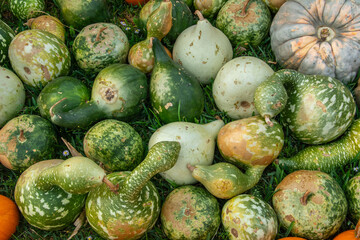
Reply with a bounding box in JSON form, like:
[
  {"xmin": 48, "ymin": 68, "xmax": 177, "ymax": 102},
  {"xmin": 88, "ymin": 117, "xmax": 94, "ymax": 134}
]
[{"xmin": 1, "ymin": 0, "xmax": 359, "ymax": 239}]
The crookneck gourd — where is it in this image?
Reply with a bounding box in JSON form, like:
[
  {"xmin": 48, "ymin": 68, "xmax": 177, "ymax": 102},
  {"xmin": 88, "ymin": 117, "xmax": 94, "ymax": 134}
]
[
  {"xmin": 254, "ymin": 69, "xmax": 356, "ymax": 145},
  {"xmin": 128, "ymin": 0, "xmax": 172, "ymax": 73},
  {"xmin": 271, "ymin": 0, "xmax": 360, "ymax": 84},
  {"xmin": 189, "ymin": 116, "xmax": 284, "ymax": 199},
  {"xmin": 86, "ymin": 141, "xmax": 181, "ymax": 240}
]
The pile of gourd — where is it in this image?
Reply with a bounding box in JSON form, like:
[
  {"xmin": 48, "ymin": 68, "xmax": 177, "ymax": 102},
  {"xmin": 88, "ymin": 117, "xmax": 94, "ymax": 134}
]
[{"xmin": 2, "ymin": 0, "xmax": 360, "ymax": 239}]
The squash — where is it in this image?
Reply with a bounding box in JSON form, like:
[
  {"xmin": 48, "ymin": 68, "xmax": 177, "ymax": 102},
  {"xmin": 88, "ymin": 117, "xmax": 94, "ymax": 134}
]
[
  {"xmin": 25, "ymin": 15, "xmax": 65, "ymax": 42},
  {"xmin": 86, "ymin": 141, "xmax": 181, "ymax": 240},
  {"xmin": 173, "ymin": 10, "xmax": 233, "ymax": 85},
  {"xmin": 262, "ymin": 0, "xmax": 286, "ymax": 12},
  {"xmin": 270, "ymin": 0, "xmax": 360, "ymax": 84},
  {"xmin": 194, "ymin": 0, "xmax": 226, "ymax": 19},
  {"xmin": 83, "ymin": 119, "xmax": 144, "ymax": 171},
  {"xmin": 222, "ymin": 194, "xmax": 278, "ymax": 240},
  {"xmin": 0, "ymin": 114, "xmax": 57, "ymax": 171},
  {"xmin": 161, "ymin": 185, "xmax": 220, "ymax": 240},
  {"xmin": 8, "ymin": 29, "xmax": 71, "ymax": 88},
  {"xmin": 277, "ymin": 238, "xmax": 307, "ymax": 240},
  {"xmin": 277, "ymin": 119, "xmax": 360, "ymax": 173},
  {"xmin": 148, "ymin": 120, "xmax": 224, "ymax": 185},
  {"xmin": 73, "ymin": 23, "xmax": 129, "ymax": 73},
  {"xmin": 9, "ymin": 0, "xmax": 45, "ymax": 20},
  {"xmin": 0, "ymin": 19, "xmax": 15, "ymax": 65},
  {"xmin": 273, "ymin": 170, "xmax": 347, "ymax": 240},
  {"xmin": 44, "ymin": 64, "xmax": 148, "ymax": 128},
  {"xmin": 345, "ymin": 173, "xmax": 360, "ymax": 223},
  {"xmin": 55, "ymin": 0, "xmax": 110, "ymax": 30},
  {"xmin": 254, "ymin": 69, "xmax": 356, "ymax": 144},
  {"xmin": 0, "ymin": 195, "xmax": 20, "ymax": 240},
  {"xmin": 216, "ymin": 0, "xmax": 271, "ymax": 47},
  {"xmin": 0, "ymin": 67, "xmax": 25, "ymax": 127},
  {"xmin": 150, "ymin": 37, "xmax": 204, "ymax": 123},
  {"xmin": 213, "ymin": 56, "xmax": 274, "ymax": 119},
  {"xmin": 333, "ymin": 229, "xmax": 360, "ymax": 240}
]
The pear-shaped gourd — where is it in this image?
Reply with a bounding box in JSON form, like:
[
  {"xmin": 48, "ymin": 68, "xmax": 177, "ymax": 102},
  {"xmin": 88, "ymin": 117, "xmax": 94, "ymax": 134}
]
[
  {"xmin": 128, "ymin": 0, "xmax": 172, "ymax": 73},
  {"xmin": 173, "ymin": 10, "xmax": 233, "ymax": 84},
  {"xmin": 150, "ymin": 37, "xmax": 205, "ymax": 123},
  {"xmin": 25, "ymin": 15, "xmax": 66, "ymax": 42},
  {"xmin": 189, "ymin": 116, "xmax": 284, "ymax": 199},
  {"xmin": 149, "ymin": 120, "xmax": 224, "ymax": 185},
  {"xmin": 86, "ymin": 141, "xmax": 181, "ymax": 240}
]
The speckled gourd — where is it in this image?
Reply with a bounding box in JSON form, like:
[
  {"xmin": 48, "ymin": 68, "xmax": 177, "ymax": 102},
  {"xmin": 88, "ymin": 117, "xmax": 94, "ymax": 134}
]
[
  {"xmin": 277, "ymin": 119, "xmax": 360, "ymax": 173},
  {"xmin": 25, "ymin": 15, "xmax": 66, "ymax": 42},
  {"xmin": 0, "ymin": 19, "xmax": 15, "ymax": 65},
  {"xmin": 273, "ymin": 170, "xmax": 347, "ymax": 240},
  {"xmin": 222, "ymin": 194, "xmax": 278, "ymax": 240},
  {"xmin": 8, "ymin": 29, "xmax": 71, "ymax": 88},
  {"xmin": 86, "ymin": 141, "xmax": 181, "ymax": 240},
  {"xmin": 128, "ymin": 0, "xmax": 173, "ymax": 73},
  {"xmin": 45, "ymin": 64, "xmax": 148, "ymax": 128},
  {"xmin": 189, "ymin": 116, "xmax": 284, "ymax": 199},
  {"xmin": 194, "ymin": 0, "xmax": 226, "ymax": 19},
  {"xmin": 345, "ymin": 173, "xmax": 360, "ymax": 223},
  {"xmin": 9, "ymin": 0, "xmax": 45, "ymax": 20},
  {"xmin": 172, "ymin": 10, "xmax": 233, "ymax": 84},
  {"xmin": 254, "ymin": 69, "xmax": 355, "ymax": 144},
  {"xmin": 148, "ymin": 120, "xmax": 224, "ymax": 185},
  {"xmin": 14, "ymin": 155, "xmax": 107, "ymax": 230},
  {"xmin": 0, "ymin": 114, "xmax": 57, "ymax": 171},
  {"xmin": 0, "ymin": 67, "xmax": 25, "ymax": 127}
]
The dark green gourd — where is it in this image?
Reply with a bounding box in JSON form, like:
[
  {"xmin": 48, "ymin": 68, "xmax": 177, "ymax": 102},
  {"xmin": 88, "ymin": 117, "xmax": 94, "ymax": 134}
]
[
  {"xmin": 86, "ymin": 141, "xmax": 181, "ymax": 240},
  {"xmin": 150, "ymin": 37, "xmax": 204, "ymax": 123}
]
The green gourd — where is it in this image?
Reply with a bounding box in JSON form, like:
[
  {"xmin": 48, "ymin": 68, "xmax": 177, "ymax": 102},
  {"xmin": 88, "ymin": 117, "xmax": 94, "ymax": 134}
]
[
  {"xmin": 0, "ymin": 19, "xmax": 15, "ymax": 64},
  {"xmin": 86, "ymin": 141, "xmax": 181, "ymax": 240},
  {"xmin": 9, "ymin": 0, "xmax": 45, "ymax": 20}
]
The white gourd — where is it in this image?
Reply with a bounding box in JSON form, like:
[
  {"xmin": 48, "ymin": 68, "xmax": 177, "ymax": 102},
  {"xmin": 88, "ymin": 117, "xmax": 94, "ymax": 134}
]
[
  {"xmin": 172, "ymin": 10, "xmax": 233, "ymax": 84},
  {"xmin": 213, "ymin": 56, "xmax": 274, "ymax": 119},
  {"xmin": 148, "ymin": 120, "xmax": 224, "ymax": 185}
]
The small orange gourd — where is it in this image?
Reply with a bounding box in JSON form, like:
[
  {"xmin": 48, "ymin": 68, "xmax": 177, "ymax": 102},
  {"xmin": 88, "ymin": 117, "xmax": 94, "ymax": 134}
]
[
  {"xmin": 0, "ymin": 195, "xmax": 20, "ymax": 240},
  {"xmin": 278, "ymin": 238, "xmax": 307, "ymax": 240}
]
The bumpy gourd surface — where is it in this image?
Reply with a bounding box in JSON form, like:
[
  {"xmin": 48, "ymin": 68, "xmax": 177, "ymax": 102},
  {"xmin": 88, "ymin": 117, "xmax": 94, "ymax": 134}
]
[{"xmin": 9, "ymin": 0, "xmax": 45, "ymax": 20}]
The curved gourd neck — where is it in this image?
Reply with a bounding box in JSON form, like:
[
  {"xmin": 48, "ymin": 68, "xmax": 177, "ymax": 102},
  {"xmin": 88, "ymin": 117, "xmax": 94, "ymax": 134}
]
[
  {"xmin": 152, "ymin": 37, "xmax": 172, "ymax": 65},
  {"xmin": 201, "ymin": 120, "xmax": 225, "ymax": 139}
]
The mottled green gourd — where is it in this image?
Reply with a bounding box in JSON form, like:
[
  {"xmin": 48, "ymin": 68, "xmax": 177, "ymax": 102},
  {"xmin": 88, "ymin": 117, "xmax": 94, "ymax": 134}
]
[
  {"xmin": 0, "ymin": 20, "xmax": 15, "ymax": 65},
  {"xmin": 254, "ymin": 69, "xmax": 356, "ymax": 145},
  {"xmin": 44, "ymin": 64, "xmax": 148, "ymax": 128},
  {"xmin": 278, "ymin": 119, "xmax": 360, "ymax": 173},
  {"xmin": 86, "ymin": 141, "xmax": 181, "ymax": 240},
  {"xmin": 9, "ymin": 0, "xmax": 45, "ymax": 20},
  {"xmin": 150, "ymin": 37, "xmax": 204, "ymax": 123},
  {"xmin": 345, "ymin": 173, "xmax": 360, "ymax": 223},
  {"xmin": 0, "ymin": 114, "xmax": 57, "ymax": 171},
  {"xmin": 128, "ymin": 0, "xmax": 172, "ymax": 73},
  {"xmin": 55, "ymin": 0, "xmax": 110, "ymax": 30}
]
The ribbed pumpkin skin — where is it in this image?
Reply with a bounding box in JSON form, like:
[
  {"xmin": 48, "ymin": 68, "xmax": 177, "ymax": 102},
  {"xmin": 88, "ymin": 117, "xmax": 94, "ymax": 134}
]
[
  {"xmin": 271, "ymin": 0, "xmax": 360, "ymax": 84},
  {"xmin": 0, "ymin": 20, "xmax": 15, "ymax": 65},
  {"xmin": 0, "ymin": 195, "xmax": 20, "ymax": 240},
  {"xmin": 273, "ymin": 170, "xmax": 347, "ymax": 240}
]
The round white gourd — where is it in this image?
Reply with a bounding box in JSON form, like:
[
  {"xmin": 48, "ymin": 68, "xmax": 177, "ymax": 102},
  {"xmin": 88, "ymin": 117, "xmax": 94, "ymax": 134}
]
[
  {"xmin": 213, "ymin": 56, "xmax": 274, "ymax": 119},
  {"xmin": 0, "ymin": 67, "xmax": 25, "ymax": 126},
  {"xmin": 172, "ymin": 11, "xmax": 233, "ymax": 84}
]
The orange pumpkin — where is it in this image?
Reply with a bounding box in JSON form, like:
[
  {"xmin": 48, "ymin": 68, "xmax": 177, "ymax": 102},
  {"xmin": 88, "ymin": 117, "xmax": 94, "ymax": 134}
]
[
  {"xmin": 333, "ymin": 230, "xmax": 360, "ymax": 240},
  {"xmin": 0, "ymin": 195, "xmax": 20, "ymax": 240},
  {"xmin": 278, "ymin": 238, "xmax": 307, "ymax": 240}
]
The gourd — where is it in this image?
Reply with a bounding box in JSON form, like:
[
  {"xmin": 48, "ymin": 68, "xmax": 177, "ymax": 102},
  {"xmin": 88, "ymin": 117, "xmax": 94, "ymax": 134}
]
[
  {"xmin": 270, "ymin": 0, "xmax": 360, "ymax": 84},
  {"xmin": 9, "ymin": 0, "xmax": 45, "ymax": 20},
  {"xmin": 216, "ymin": 0, "xmax": 271, "ymax": 47},
  {"xmin": 55, "ymin": 0, "xmax": 110, "ymax": 30},
  {"xmin": 222, "ymin": 194, "xmax": 278, "ymax": 240},
  {"xmin": 278, "ymin": 238, "xmax": 307, "ymax": 240},
  {"xmin": 333, "ymin": 229, "xmax": 360, "ymax": 240},
  {"xmin": 25, "ymin": 15, "xmax": 65, "ymax": 42},
  {"xmin": 8, "ymin": 29, "xmax": 71, "ymax": 88},
  {"xmin": 161, "ymin": 185, "xmax": 220, "ymax": 240},
  {"xmin": 0, "ymin": 67, "xmax": 25, "ymax": 127},
  {"xmin": 150, "ymin": 37, "xmax": 204, "ymax": 123},
  {"xmin": 254, "ymin": 69, "xmax": 355, "ymax": 144},
  {"xmin": 173, "ymin": 10, "xmax": 233, "ymax": 85},
  {"xmin": 86, "ymin": 141, "xmax": 181, "ymax": 240},
  {"xmin": 83, "ymin": 119, "xmax": 144, "ymax": 171},
  {"xmin": 0, "ymin": 114, "xmax": 57, "ymax": 171},
  {"xmin": 273, "ymin": 170, "xmax": 347, "ymax": 240},
  {"xmin": 0, "ymin": 19, "xmax": 15, "ymax": 65},
  {"xmin": 194, "ymin": 0, "xmax": 226, "ymax": 19},
  {"xmin": 0, "ymin": 195, "xmax": 20, "ymax": 240},
  {"xmin": 277, "ymin": 119, "xmax": 360, "ymax": 173},
  {"xmin": 213, "ymin": 56, "xmax": 274, "ymax": 119},
  {"xmin": 128, "ymin": 0, "xmax": 173, "ymax": 73},
  {"xmin": 148, "ymin": 120, "xmax": 224, "ymax": 185},
  {"xmin": 262, "ymin": 0, "xmax": 286, "ymax": 12},
  {"xmin": 73, "ymin": 23, "xmax": 130, "ymax": 73},
  {"xmin": 189, "ymin": 116, "xmax": 284, "ymax": 199},
  {"xmin": 345, "ymin": 173, "xmax": 360, "ymax": 223},
  {"xmin": 41, "ymin": 64, "xmax": 148, "ymax": 128}
]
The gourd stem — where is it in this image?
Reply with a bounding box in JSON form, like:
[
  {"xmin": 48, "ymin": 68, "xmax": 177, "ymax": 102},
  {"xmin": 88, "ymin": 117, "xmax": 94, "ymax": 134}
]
[
  {"xmin": 194, "ymin": 10, "xmax": 205, "ymax": 21},
  {"xmin": 61, "ymin": 137, "xmax": 82, "ymax": 157},
  {"xmin": 241, "ymin": 0, "xmax": 252, "ymax": 16},
  {"xmin": 96, "ymin": 27, "xmax": 108, "ymax": 41},
  {"xmin": 264, "ymin": 115, "xmax": 273, "ymax": 127},
  {"xmin": 300, "ymin": 190, "xmax": 311, "ymax": 205},
  {"xmin": 103, "ymin": 177, "xmax": 119, "ymax": 194},
  {"xmin": 18, "ymin": 130, "xmax": 26, "ymax": 143}
]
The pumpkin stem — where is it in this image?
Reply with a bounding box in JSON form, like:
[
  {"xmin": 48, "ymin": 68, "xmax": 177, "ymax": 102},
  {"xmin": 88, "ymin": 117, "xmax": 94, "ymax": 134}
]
[
  {"xmin": 300, "ymin": 190, "xmax": 312, "ymax": 206},
  {"xmin": 24, "ymin": 18, "xmax": 35, "ymax": 27},
  {"xmin": 355, "ymin": 219, "xmax": 360, "ymax": 238},
  {"xmin": 103, "ymin": 176, "xmax": 119, "ymax": 194},
  {"xmin": 18, "ymin": 130, "xmax": 26, "ymax": 143},
  {"xmin": 61, "ymin": 137, "xmax": 83, "ymax": 157},
  {"xmin": 194, "ymin": 10, "xmax": 205, "ymax": 21},
  {"xmin": 241, "ymin": 0, "xmax": 252, "ymax": 16},
  {"xmin": 49, "ymin": 97, "xmax": 67, "ymax": 118},
  {"xmin": 96, "ymin": 27, "xmax": 108, "ymax": 41},
  {"xmin": 264, "ymin": 115, "xmax": 274, "ymax": 127}
]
